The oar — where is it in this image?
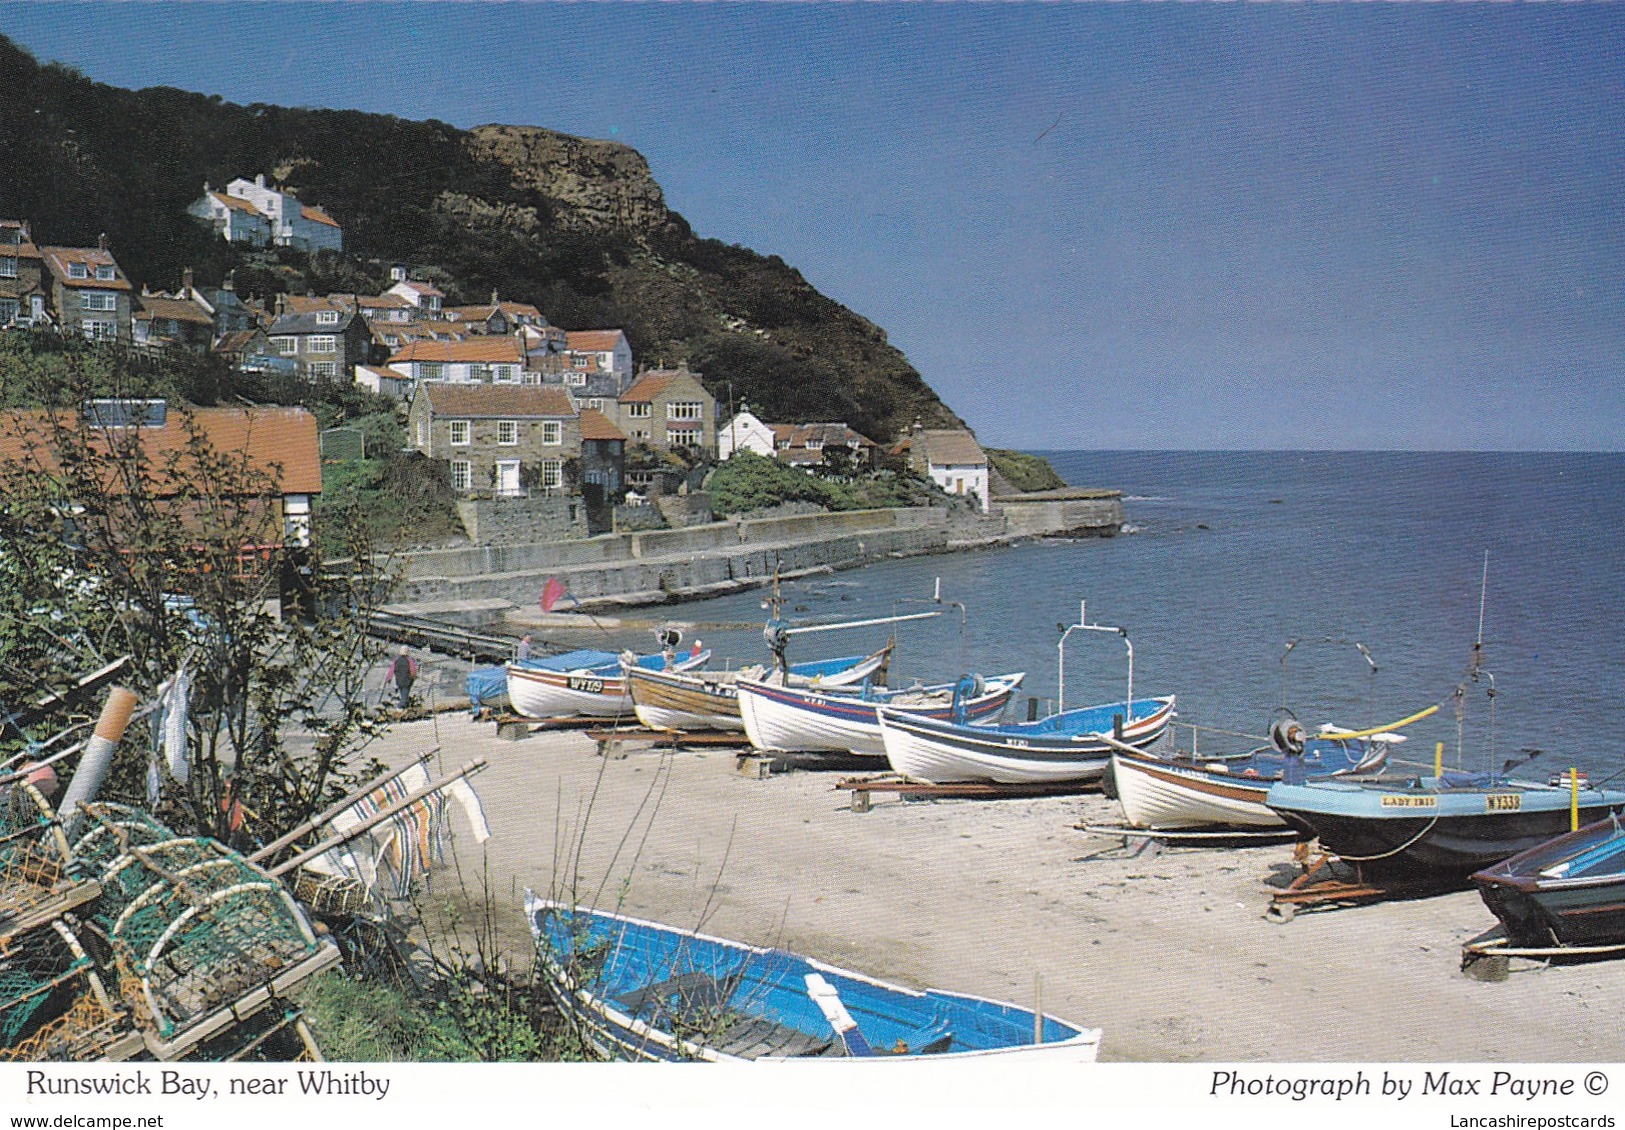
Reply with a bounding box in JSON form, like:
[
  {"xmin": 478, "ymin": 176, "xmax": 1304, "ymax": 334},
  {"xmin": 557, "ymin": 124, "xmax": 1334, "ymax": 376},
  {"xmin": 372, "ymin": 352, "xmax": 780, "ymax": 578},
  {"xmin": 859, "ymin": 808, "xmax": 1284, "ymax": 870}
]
[{"xmin": 804, "ymin": 973, "xmax": 875, "ymax": 1056}]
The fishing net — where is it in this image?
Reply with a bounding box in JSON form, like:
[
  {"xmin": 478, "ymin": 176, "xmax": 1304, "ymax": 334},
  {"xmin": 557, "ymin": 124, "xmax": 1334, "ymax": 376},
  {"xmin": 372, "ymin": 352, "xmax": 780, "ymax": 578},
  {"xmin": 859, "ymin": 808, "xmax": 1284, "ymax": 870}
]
[
  {"xmin": 0, "ymin": 918, "xmax": 133, "ymax": 1061},
  {"xmin": 0, "ymin": 782, "xmax": 90, "ymax": 943},
  {"xmin": 81, "ymin": 835, "xmax": 335, "ymax": 1047},
  {"xmin": 71, "ymin": 803, "xmax": 178, "ymax": 876}
]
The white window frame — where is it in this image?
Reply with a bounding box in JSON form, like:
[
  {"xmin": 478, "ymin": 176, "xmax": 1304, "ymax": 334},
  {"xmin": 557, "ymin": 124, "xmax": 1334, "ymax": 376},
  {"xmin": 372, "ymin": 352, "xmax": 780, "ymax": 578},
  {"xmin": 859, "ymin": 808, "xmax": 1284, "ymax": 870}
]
[
  {"xmin": 0, "ymin": 257, "xmax": 15, "ymax": 279},
  {"xmin": 308, "ymin": 335, "xmax": 337, "ymax": 354},
  {"xmin": 308, "ymin": 361, "xmax": 338, "ymax": 379},
  {"xmin": 586, "ymin": 399, "xmax": 604, "ymax": 412},
  {"xmin": 540, "ymin": 420, "xmax": 562, "ymax": 446},
  {"xmin": 80, "ymin": 292, "xmax": 117, "ymax": 311},
  {"xmin": 95, "ymin": 264, "xmax": 115, "ymax": 281},
  {"xmin": 497, "ymin": 420, "xmax": 519, "ymax": 446},
  {"xmin": 566, "ymin": 372, "xmax": 588, "ymax": 387},
  {"xmin": 68, "ymin": 262, "xmax": 88, "ymax": 279},
  {"xmin": 448, "ymin": 419, "xmax": 471, "ymax": 446},
  {"xmin": 450, "ymin": 460, "xmax": 472, "ymax": 491},
  {"xmin": 272, "ymin": 336, "xmax": 297, "ymax": 356},
  {"xmin": 540, "ymin": 459, "xmax": 562, "ymax": 489},
  {"xmin": 626, "ymin": 402, "xmax": 651, "ymax": 418},
  {"xmin": 82, "ymin": 320, "xmax": 116, "ymax": 341},
  {"xmin": 493, "ymin": 365, "xmax": 518, "ymax": 383},
  {"xmin": 419, "ymin": 362, "xmax": 444, "ymax": 381},
  {"xmin": 317, "ymin": 309, "xmax": 341, "ymax": 325},
  {"xmin": 668, "ymin": 401, "xmax": 703, "ymax": 421}
]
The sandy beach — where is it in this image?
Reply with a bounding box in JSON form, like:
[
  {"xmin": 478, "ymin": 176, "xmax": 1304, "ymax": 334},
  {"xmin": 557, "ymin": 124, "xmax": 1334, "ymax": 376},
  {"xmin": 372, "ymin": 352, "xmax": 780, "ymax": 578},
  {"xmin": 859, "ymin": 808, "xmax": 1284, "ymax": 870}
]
[{"xmin": 371, "ymin": 710, "xmax": 1625, "ymax": 1063}]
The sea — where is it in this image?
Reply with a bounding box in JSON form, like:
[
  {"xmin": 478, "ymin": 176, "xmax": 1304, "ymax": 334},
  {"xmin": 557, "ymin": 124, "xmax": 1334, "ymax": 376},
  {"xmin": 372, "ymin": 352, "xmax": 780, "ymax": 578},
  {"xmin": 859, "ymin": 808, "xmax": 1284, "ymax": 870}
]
[{"xmin": 648, "ymin": 452, "xmax": 1625, "ymax": 780}]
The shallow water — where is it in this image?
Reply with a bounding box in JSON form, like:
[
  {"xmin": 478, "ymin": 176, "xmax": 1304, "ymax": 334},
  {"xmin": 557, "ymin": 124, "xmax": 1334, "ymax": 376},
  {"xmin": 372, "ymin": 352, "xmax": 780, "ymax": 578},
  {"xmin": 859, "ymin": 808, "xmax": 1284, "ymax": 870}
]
[{"xmin": 628, "ymin": 452, "xmax": 1625, "ymax": 779}]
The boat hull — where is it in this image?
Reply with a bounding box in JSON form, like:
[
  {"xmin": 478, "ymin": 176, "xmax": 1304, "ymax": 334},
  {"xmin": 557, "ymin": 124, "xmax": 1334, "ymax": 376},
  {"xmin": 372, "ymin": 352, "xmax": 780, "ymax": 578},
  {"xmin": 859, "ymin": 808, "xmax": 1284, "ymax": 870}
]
[
  {"xmin": 1472, "ymin": 817, "xmax": 1625, "ymax": 948},
  {"xmin": 738, "ymin": 675, "xmax": 1023, "ymax": 758},
  {"xmin": 1111, "ymin": 751, "xmax": 1283, "ymax": 829},
  {"xmin": 626, "ymin": 651, "xmax": 891, "ymax": 733},
  {"xmin": 1267, "ymin": 778, "xmax": 1625, "ymax": 878},
  {"xmin": 508, "ymin": 651, "xmax": 709, "ymax": 719},
  {"xmin": 878, "ymin": 698, "xmax": 1174, "ymax": 785},
  {"xmin": 526, "ymin": 894, "xmax": 1101, "ymax": 1063}
]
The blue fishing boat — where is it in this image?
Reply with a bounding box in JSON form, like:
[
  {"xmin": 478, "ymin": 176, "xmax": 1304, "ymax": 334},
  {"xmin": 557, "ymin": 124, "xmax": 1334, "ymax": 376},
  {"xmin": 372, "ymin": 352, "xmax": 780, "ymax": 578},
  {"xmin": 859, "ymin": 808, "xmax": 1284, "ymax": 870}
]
[
  {"xmin": 1472, "ymin": 814, "xmax": 1625, "ymax": 949},
  {"xmin": 1266, "ymin": 774, "xmax": 1625, "ymax": 879},
  {"xmin": 878, "ymin": 695, "xmax": 1175, "ymax": 785},
  {"xmin": 526, "ymin": 893, "xmax": 1101, "ymax": 1062}
]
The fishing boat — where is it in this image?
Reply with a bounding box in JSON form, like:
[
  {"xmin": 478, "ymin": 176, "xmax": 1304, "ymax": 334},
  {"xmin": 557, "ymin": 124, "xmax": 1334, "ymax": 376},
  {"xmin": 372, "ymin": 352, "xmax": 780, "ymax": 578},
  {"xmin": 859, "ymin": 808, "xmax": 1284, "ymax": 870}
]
[
  {"xmin": 878, "ymin": 696, "xmax": 1175, "ymax": 786},
  {"xmin": 1108, "ymin": 717, "xmax": 1400, "ymax": 830},
  {"xmin": 526, "ymin": 893, "xmax": 1101, "ymax": 1063},
  {"xmin": 1265, "ymin": 773, "xmax": 1625, "ymax": 879},
  {"xmin": 507, "ymin": 647, "xmax": 711, "ymax": 720},
  {"xmin": 626, "ymin": 647, "xmax": 892, "ymax": 733},
  {"xmin": 1471, "ymin": 814, "xmax": 1625, "ymax": 949},
  {"xmin": 737, "ymin": 672, "xmax": 1024, "ymax": 758}
]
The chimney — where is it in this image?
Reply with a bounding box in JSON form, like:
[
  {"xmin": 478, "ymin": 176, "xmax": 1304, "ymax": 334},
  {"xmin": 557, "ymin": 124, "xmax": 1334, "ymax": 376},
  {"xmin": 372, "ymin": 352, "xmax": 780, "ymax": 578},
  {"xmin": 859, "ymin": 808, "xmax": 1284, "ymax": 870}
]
[
  {"xmin": 275, "ymin": 293, "xmax": 286, "ymax": 315},
  {"xmin": 491, "ymin": 288, "xmax": 499, "ymax": 306},
  {"xmin": 222, "ymin": 272, "xmax": 235, "ymax": 293},
  {"xmin": 97, "ymin": 232, "xmax": 109, "ymax": 251},
  {"xmin": 256, "ymin": 173, "xmax": 266, "ymax": 188},
  {"xmin": 182, "ymin": 267, "xmax": 194, "ymax": 294}
]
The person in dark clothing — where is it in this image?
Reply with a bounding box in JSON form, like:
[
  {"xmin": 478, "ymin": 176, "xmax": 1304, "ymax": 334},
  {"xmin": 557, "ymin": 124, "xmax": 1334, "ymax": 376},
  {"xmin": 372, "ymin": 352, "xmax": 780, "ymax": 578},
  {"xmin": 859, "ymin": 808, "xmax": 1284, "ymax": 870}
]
[{"xmin": 385, "ymin": 647, "xmax": 418, "ymax": 709}]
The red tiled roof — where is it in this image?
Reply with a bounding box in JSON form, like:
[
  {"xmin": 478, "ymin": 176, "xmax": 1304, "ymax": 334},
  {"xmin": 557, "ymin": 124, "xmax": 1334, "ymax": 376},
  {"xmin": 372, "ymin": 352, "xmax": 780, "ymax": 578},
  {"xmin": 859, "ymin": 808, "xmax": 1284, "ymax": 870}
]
[
  {"xmin": 300, "ymin": 204, "xmax": 340, "ymax": 227},
  {"xmin": 421, "ymin": 384, "xmax": 577, "ymax": 418},
  {"xmin": 0, "ymin": 221, "xmax": 42, "ymax": 258},
  {"xmin": 0, "ymin": 405, "xmax": 322, "ymax": 496},
  {"xmin": 578, "ymin": 407, "xmax": 626, "ymax": 442},
  {"xmin": 389, "ymin": 338, "xmax": 524, "ymax": 364},
  {"xmin": 137, "ymin": 295, "xmax": 214, "ymax": 325},
  {"xmin": 620, "ymin": 372, "xmax": 679, "ymax": 402},
  {"xmin": 41, "ymin": 247, "xmax": 133, "ymax": 291},
  {"xmin": 566, "ymin": 329, "xmax": 626, "ymax": 352},
  {"xmin": 210, "ymin": 191, "xmax": 267, "ymax": 217}
]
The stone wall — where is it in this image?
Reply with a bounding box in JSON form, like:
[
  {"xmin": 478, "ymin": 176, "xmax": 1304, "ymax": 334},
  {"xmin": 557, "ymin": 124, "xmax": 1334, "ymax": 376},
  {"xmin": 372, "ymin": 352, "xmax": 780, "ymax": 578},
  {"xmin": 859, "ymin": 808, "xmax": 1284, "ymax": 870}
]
[
  {"xmin": 996, "ymin": 491, "xmax": 1123, "ymax": 538},
  {"xmin": 656, "ymin": 493, "xmax": 714, "ymax": 528},
  {"xmin": 613, "ymin": 502, "xmax": 666, "ymax": 532},
  {"xmin": 454, "ymin": 496, "xmax": 589, "ymax": 546}
]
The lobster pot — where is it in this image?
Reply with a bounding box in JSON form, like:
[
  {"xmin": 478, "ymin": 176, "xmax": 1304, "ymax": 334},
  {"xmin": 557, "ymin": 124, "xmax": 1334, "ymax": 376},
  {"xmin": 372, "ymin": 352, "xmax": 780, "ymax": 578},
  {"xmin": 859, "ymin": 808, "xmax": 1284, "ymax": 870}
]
[
  {"xmin": 0, "ymin": 919, "xmax": 134, "ymax": 1062},
  {"xmin": 70, "ymin": 803, "xmax": 178, "ymax": 877},
  {"xmin": 293, "ymin": 867, "xmax": 368, "ymax": 917},
  {"xmin": 91, "ymin": 838, "xmax": 341, "ymax": 1056},
  {"xmin": 0, "ymin": 783, "xmax": 90, "ymax": 943}
]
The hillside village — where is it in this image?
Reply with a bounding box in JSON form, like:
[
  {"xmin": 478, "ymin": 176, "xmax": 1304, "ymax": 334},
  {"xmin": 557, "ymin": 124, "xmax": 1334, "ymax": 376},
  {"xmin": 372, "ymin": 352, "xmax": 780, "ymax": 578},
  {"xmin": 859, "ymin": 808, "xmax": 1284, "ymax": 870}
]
[{"xmin": 1, "ymin": 174, "xmax": 1024, "ymax": 551}]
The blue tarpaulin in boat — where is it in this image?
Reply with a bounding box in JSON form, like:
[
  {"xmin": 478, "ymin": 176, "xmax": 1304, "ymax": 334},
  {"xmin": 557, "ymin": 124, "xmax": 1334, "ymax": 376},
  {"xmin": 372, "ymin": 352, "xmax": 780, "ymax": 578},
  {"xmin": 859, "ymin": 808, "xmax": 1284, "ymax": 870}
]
[{"xmin": 466, "ymin": 666, "xmax": 508, "ymax": 712}]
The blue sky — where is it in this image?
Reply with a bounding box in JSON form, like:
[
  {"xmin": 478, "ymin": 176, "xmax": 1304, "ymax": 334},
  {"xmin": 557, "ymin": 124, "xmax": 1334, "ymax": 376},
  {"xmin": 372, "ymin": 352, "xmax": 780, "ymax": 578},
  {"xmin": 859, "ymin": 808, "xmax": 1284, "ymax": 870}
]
[{"xmin": 5, "ymin": 4, "xmax": 1622, "ymax": 450}]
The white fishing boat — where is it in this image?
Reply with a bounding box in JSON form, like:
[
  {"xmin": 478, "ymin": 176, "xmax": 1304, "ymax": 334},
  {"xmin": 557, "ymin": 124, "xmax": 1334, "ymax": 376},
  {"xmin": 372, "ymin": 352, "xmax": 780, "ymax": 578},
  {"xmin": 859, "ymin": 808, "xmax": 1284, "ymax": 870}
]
[
  {"xmin": 737, "ymin": 673, "xmax": 1024, "ymax": 758},
  {"xmin": 507, "ymin": 647, "xmax": 710, "ymax": 720},
  {"xmin": 626, "ymin": 646, "xmax": 892, "ymax": 732}
]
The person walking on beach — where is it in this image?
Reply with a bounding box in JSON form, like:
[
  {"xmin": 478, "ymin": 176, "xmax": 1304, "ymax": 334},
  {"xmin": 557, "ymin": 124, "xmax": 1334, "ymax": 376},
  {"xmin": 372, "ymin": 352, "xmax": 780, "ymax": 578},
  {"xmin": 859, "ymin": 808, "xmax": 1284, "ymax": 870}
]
[
  {"xmin": 384, "ymin": 646, "xmax": 418, "ymax": 709},
  {"xmin": 516, "ymin": 634, "xmax": 532, "ymax": 662}
]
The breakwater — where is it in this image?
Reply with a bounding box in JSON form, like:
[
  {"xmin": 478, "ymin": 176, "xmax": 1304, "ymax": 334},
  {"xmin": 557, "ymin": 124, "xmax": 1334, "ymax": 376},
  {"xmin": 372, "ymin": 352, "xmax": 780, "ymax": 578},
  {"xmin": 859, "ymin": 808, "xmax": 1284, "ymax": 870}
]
[{"xmin": 385, "ymin": 491, "xmax": 1121, "ymax": 613}]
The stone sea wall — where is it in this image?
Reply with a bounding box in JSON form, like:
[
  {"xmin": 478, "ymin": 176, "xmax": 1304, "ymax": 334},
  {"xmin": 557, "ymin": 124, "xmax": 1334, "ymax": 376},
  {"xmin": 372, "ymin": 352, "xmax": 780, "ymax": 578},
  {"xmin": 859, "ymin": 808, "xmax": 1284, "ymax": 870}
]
[{"xmin": 386, "ymin": 495, "xmax": 1121, "ymax": 610}]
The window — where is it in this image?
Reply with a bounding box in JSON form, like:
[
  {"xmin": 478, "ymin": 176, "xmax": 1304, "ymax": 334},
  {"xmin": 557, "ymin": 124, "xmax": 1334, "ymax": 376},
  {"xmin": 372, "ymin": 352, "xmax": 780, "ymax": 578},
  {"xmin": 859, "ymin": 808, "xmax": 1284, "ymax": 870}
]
[
  {"xmin": 586, "ymin": 398, "xmax": 604, "ymax": 412},
  {"xmin": 493, "ymin": 365, "xmax": 517, "ymax": 383},
  {"xmin": 539, "ymin": 420, "xmax": 562, "ymax": 446},
  {"xmin": 626, "ymin": 403, "xmax": 651, "ymax": 418},
  {"xmin": 468, "ymin": 364, "xmax": 491, "ymax": 382},
  {"xmin": 668, "ymin": 401, "xmax": 703, "ymax": 421},
  {"xmin": 68, "ymin": 262, "xmax": 88, "ymax": 279},
  {"xmin": 450, "ymin": 460, "xmax": 472, "ymax": 491},
  {"xmin": 566, "ymin": 372, "xmax": 587, "ymax": 387},
  {"xmin": 308, "ymin": 335, "xmax": 336, "ymax": 354},
  {"xmin": 540, "ymin": 459, "xmax": 562, "ymax": 489},
  {"xmin": 273, "ymin": 336, "xmax": 297, "ymax": 356},
  {"xmin": 308, "ymin": 361, "xmax": 338, "ymax": 379},
  {"xmin": 317, "ymin": 310, "xmax": 340, "ymax": 325},
  {"xmin": 419, "ymin": 362, "xmax": 444, "ymax": 380},
  {"xmin": 95, "ymin": 264, "xmax": 115, "ymax": 281},
  {"xmin": 669, "ymin": 428, "xmax": 701, "ymax": 448},
  {"xmin": 82, "ymin": 320, "xmax": 116, "ymax": 341},
  {"xmin": 448, "ymin": 420, "xmax": 470, "ymax": 446},
  {"xmin": 497, "ymin": 420, "xmax": 518, "ymax": 445},
  {"xmin": 0, "ymin": 298, "xmax": 19, "ymax": 325},
  {"xmin": 0, "ymin": 257, "xmax": 15, "ymax": 278},
  {"xmin": 80, "ymin": 293, "xmax": 116, "ymax": 311}
]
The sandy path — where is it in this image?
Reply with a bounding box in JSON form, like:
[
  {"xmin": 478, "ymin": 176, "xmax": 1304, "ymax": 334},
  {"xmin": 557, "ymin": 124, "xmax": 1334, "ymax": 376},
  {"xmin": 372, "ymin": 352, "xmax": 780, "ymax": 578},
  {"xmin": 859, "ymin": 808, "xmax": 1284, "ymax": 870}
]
[{"xmin": 375, "ymin": 715, "xmax": 1625, "ymax": 1062}]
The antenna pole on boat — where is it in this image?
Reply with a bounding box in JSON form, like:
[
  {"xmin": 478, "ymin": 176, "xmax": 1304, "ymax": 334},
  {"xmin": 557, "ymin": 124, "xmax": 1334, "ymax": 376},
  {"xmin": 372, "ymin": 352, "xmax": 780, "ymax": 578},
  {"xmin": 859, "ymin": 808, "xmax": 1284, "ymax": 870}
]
[
  {"xmin": 1472, "ymin": 551, "xmax": 1490, "ymax": 680},
  {"xmin": 1058, "ymin": 601, "xmax": 1132, "ymax": 713}
]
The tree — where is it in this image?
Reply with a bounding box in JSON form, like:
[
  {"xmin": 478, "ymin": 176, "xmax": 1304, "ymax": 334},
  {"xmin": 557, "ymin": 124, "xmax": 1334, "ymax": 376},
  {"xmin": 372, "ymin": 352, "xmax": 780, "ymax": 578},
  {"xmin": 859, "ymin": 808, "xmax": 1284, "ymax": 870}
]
[{"xmin": 0, "ymin": 374, "xmax": 392, "ymax": 846}]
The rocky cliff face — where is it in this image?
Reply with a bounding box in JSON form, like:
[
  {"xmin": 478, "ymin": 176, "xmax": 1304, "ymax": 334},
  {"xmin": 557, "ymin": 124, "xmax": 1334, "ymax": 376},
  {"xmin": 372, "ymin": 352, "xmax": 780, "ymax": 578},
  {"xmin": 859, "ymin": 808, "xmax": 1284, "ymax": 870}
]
[{"xmin": 465, "ymin": 124, "xmax": 674, "ymax": 236}]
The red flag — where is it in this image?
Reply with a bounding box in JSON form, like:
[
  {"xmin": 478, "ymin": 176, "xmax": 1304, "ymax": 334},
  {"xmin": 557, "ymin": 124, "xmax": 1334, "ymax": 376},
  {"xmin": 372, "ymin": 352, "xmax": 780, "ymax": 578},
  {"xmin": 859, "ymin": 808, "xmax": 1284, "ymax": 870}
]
[{"xmin": 540, "ymin": 577, "xmax": 567, "ymax": 613}]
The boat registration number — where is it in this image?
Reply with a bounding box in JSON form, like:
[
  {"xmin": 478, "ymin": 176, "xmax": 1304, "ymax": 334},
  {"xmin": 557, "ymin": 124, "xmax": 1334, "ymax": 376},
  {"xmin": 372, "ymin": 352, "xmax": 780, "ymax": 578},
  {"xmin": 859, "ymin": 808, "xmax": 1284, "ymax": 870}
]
[
  {"xmin": 1380, "ymin": 796, "xmax": 1438, "ymax": 808},
  {"xmin": 567, "ymin": 676, "xmax": 605, "ymax": 694},
  {"xmin": 1485, "ymin": 794, "xmax": 1522, "ymax": 812}
]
